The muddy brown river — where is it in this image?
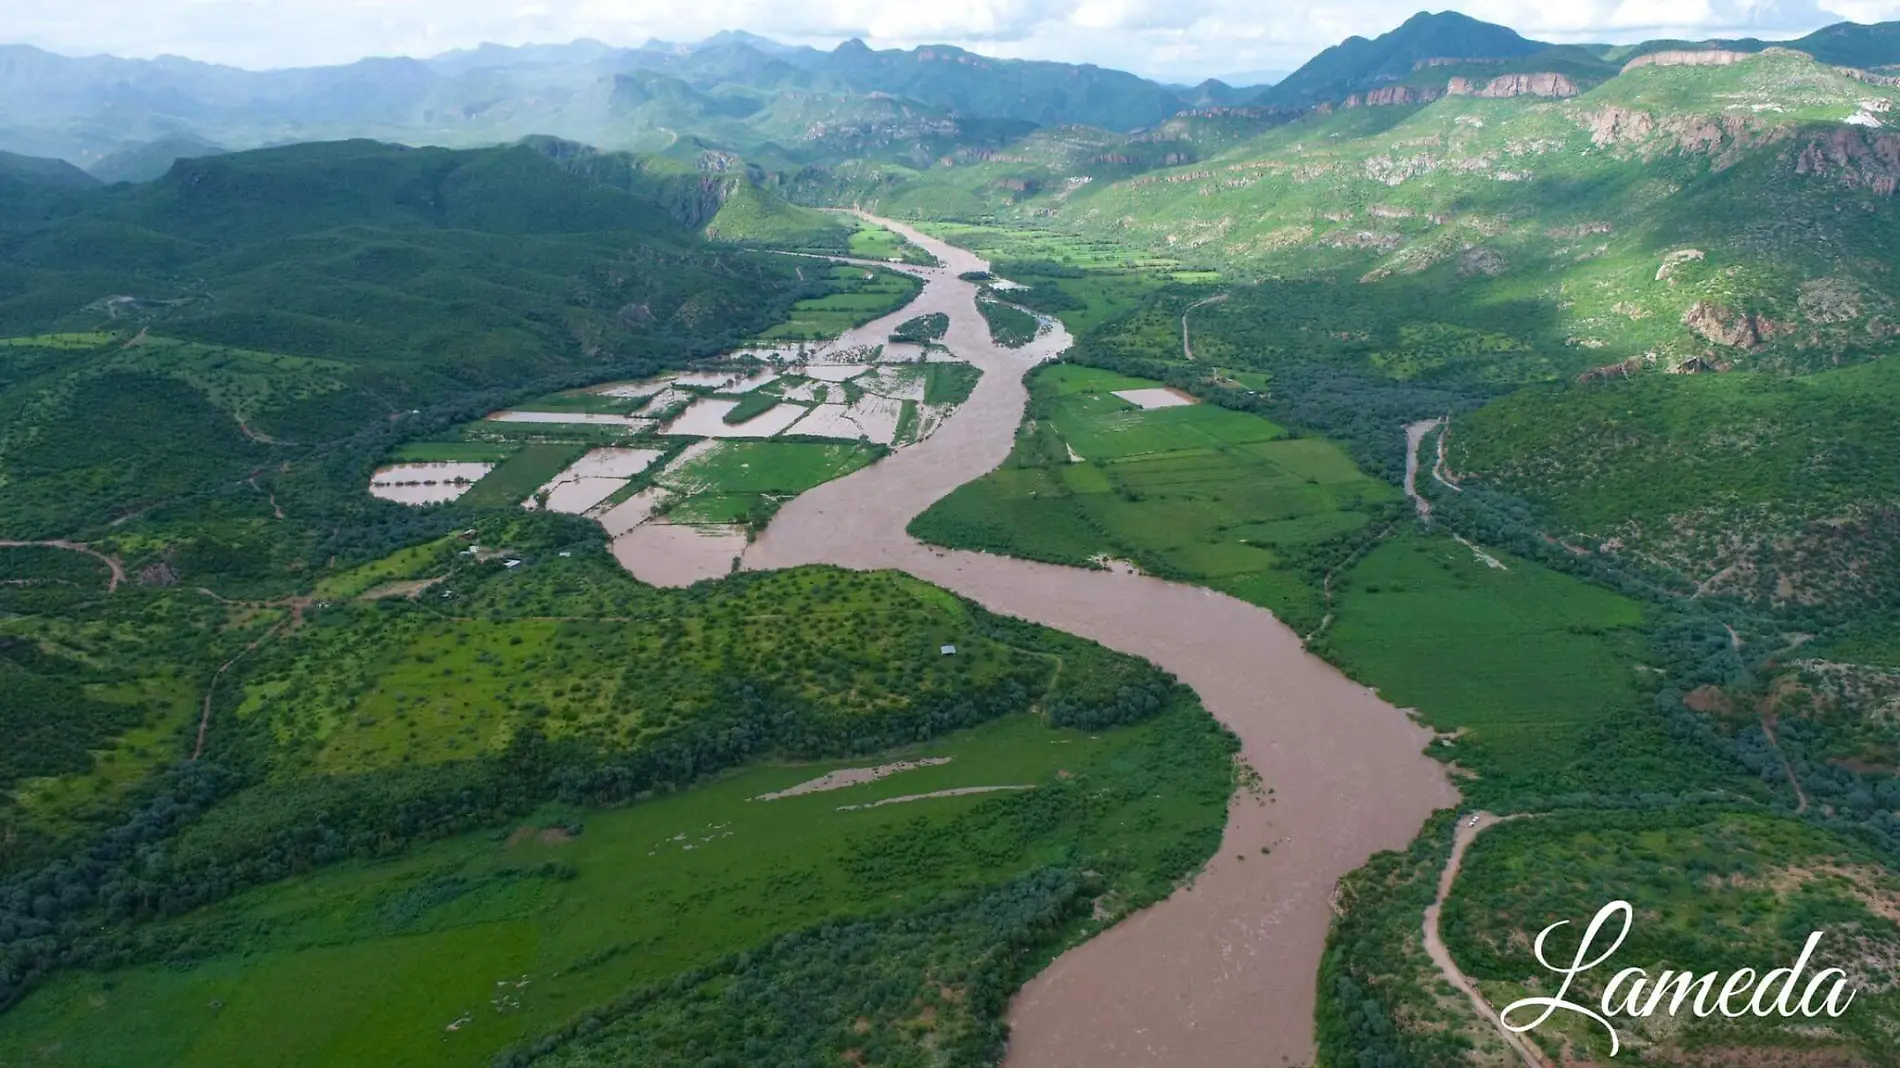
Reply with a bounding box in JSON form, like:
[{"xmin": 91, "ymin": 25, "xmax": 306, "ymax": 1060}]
[{"xmin": 722, "ymin": 217, "xmax": 1456, "ymax": 1066}]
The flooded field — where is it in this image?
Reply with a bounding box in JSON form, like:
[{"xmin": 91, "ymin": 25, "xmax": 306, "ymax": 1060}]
[
  {"xmin": 367, "ymin": 462, "xmax": 494, "ymax": 505},
  {"xmin": 661, "ymin": 397, "xmax": 809, "ymax": 438},
  {"xmin": 726, "ymin": 215, "xmax": 1457, "ymax": 1068},
  {"xmin": 1112, "ymin": 387, "xmax": 1197, "ymax": 410},
  {"xmin": 486, "ymin": 410, "xmax": 653, "ymax": 428},
  {"xmin": 527, "ymin": 447, "xmax": 664, "ymax": 515},
  {"xmin": 788, "ymin": 395, "xmax": 905, "ymax": 444},
  {"xmin": 610, "ymin": 521, "xmax": 747, "ymax": 586}
]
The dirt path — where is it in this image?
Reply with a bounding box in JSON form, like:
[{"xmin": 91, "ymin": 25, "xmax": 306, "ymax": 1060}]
[
  {"xmin": 737, "ymin": 216, "xmax": 1457, "ymax": 1068},
  {"xmin": 1425, "ymin": 813, "xmax": 1551, "ymax": 1068},
  {"xmin": 1181, "ymin": 293, "xmax": 1228, "ymax": 361},
  {"xmin": 0, "ymin": 539, "xmax": 127, "ymax": 591},
  {"xmin": 1403, "ymin": 418, "xmax": 1444, "ymax": 521},
  {"xmin": 191, "ymin": 596, "xmax": 310, "ymax": 760}
]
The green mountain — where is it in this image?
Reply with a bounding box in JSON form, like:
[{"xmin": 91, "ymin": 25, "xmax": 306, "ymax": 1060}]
[
  {"xmin": 85, "ymin": 133, "xmax": 228, "ymax": 183},
  {"xmin": 1257, "ymin": 10, "xmax": 1547, "ymax": 107},
  {"xmin": 0, "ymin": 138, "xmax": 841, "ymax": 552},
  {"xmin": 0, "ymin": 149, "xmax": 98, "ymax": 188}
]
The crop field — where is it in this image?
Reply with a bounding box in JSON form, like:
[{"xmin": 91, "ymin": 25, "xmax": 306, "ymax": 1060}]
[
  {"xmin": 756, "ymin": 265, "xmax": 921, "ymax": 341},
  {"xmin": 847, "ymin": 220, "xmax": 938, "ymax": 266},
  {"xmin": 1320, "ymin": 533, "xmax": 1684, "ymax": 800},
  {"xmin": 388, "ymin": 441, "xmax": 521, "ymax": 463},
  {"xmin": 657, "ymin": 440, "xmax": 878, "ymax": 526},
  {"xmin": 922, "ymin": 362, "xmax": 981, "ymax": 405},
  {"xmin": 912, "ymin": 365, "xmax": 1394, "ymax": 631},
  {"xmin": 0, "ymin": 333, "xmax": 118, "ymax": 350},
  {"xmin": 913, "ymin": 223, "xmax": 1197, "ymax": 334},
  {"xmin": 457, "ymin": 443, "xmax": 592, "ymax": 508}
]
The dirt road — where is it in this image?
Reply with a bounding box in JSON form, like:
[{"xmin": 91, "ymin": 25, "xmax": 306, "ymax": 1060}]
[
  {"xmin": 1424, "ymin": 813, "xmax": 1551, "ymax": 1067},
  {"xmin": 0, "ymin": 538, "xmax": 127, "ymax": 591}
]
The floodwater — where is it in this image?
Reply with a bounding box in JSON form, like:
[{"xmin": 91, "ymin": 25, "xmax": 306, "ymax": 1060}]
[
  {"xmin": 610, "ymin": 522, "xmax": 747, "ymax": 586},
  {"xmin": 661, "ymin": 397, "xmax": 809, "ymax": 438},
  {"xmin": 1113, "ymin": 387, "xmax": 1197, "ymax": 410},
  {"xmin": 367, "ymin": 462, "xmax": 493, "ymax": 505},
  {"xmin": 486, "ymin": 410, "xmax": 653, "ymax": 428},
  {"xmin": 728, "ymin": 215, "xmax": 1459, "ymax": 1067}
]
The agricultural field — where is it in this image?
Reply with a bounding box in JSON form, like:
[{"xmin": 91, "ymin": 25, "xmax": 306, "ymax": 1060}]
[
  {"xmin": 911, "ymin": 364, "xmax": 1395, "ymax": 633},
  {"xmin": 1316, "ymin": 533, "xmax": 1707, "ymax": 802},
  {"xmin": 655, "ymin": 440, "xmax": 878, "ymax": 528},
  {"xmin": 847, "ymin": 219, "xmax": 940, "ymax": 266},
  {"xmin": 912, "ymin": 223, "xmax": 1198, "ymax": 336},
  {"xmin": 0, "ymin": 537, "xmax": 1235, "ymax": 1068},
  {"xmin": 756, "ymin": 265, "xmax": 922, "ymax": 342}
]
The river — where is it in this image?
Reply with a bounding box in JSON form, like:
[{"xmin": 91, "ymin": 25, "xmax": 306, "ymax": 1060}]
[{"xmin": 712, "ymin": 216, "xmax": 1455, "ymax": 1066}]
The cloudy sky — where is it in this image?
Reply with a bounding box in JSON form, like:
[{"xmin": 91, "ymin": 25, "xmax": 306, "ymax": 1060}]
[{"xmin": 4, "ymin": 0, "xmax": 1896, "ymax": 82}]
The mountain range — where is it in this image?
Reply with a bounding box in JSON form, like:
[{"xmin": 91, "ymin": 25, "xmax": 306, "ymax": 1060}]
[{"xmin": 6, "ymin": 13, "xmax": 1900, "ymax": 183}]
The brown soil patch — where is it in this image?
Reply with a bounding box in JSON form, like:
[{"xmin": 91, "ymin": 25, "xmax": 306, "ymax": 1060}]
[
  {"xmin": 536, "ymin": 827, "xmax": 574, "ymax": 845},
  {"xmin": 1684, "ymin": 684, "xmax": 1734, "ymax": 713}
]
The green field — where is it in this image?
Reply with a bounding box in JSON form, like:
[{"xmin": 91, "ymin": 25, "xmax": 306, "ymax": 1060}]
[
  {"xmin": 0, "ymin": 705, "xmax": 1231, "ymax": 1068},
  {"xmin": 922, "ymin": 362, "xmax": 982, "ymax": 405},
  {"xmin": 1317, "ymin": 533, "xmax": 1708, "ymax": 800},
  {"xmin": 847, "ymin": 220, "xmax": 939, "ymax": 266},
  {"xmin": 911, "ymin": 364, "xmax": 1395, "ymax": 632},
  {"xmin": 388, "ymin": 442, "xmax": 522, "ymax": 463},
  {"xmin": 658, "ymin": 440, "xmax": 878, "ymax": 528},
  {"xmin": 0, "ymin": 537, "xmax": 1234, "ymax": 1068},
  {"xmin": 459, "ymin": 443, "xmax": 592, "ymax": 508},
  {"xmin": 758, "ymin": 265, "xmax": 922, "ymax": 341},
  {"xmin": 978, "ymin": 299, "xmax": 1040, "ymax": 348}
]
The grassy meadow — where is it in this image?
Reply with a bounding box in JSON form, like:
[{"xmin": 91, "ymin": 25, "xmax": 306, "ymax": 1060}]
[
  {"xmin": 0, "ymin": 706, "xmax": 1231, "ymax": 1068},
  {"xmin": 657, "ymin": 440, "xmax": 878, "ymax": 527},
  {"xmin": 911, "ymin": 364, "xmax": 1395, "ymax": 633},
  {"xmin": 0, "ymin": 525, "xmax": 1235, "ymax": 1068},
  {"xmin": 757, "ymin": 265, "xmax": 921, "ymax": 341}
]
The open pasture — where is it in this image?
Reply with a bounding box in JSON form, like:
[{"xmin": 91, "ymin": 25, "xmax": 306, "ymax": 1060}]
[
  {"xmin": 1322, "ymin": 533, "xmax": 1663, "ymax": 798},
  {"xmin": 0, "ymin": 704, "xmax": 1227, "ymax": 1068},
  {"xmin": 756, "ymin": 265, "xmax": 921, "ymax": 342},
  {"xmin": 912, "ymin": 364, "xmax": 1392, "ymax": 630}
]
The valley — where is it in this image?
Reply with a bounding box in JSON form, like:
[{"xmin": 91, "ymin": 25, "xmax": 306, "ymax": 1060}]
[{"xmin": 3, "ymin": 10, "xmax": 1900, "ymax": 1068}]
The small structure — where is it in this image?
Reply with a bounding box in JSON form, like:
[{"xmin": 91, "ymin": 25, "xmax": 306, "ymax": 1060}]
[
  {"xmin": 503, "ymin": 559, "xmax": 523, "ymax": 569},
  {"xmin": 940, "ymin": 644, "xmax": 957, "ymax": 656}
]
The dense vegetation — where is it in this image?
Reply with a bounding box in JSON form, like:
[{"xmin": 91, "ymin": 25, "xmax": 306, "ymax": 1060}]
[{"xmin": 0, "ymin": 514, "xmax": 1235, "ymax": 1065}]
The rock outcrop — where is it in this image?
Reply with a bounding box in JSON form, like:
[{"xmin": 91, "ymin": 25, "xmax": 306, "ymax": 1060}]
[
  {"xmin": 1793, "ymin": 127, "xmax": 1900, "ymax": 196},
  {"xmin": 1444, "ymin": 73, "xmax": 1579, "ymax": 98},
  {"xmin": 1681, "ymin": 301, "xmax": 1780, "ymax": 349},
  {"xmin": 1585, "ymin": 106, "xmax": 1656, "ymax": 146},
  {"xmin": 1620, "ymin": 49, "xmax": 1754, "ymax": 74},
  {"xmin": 1473, "ymin": 72, "xmax": 1580, "ymax": 99},
  {"xmin": 1343, "ymin": 85, "xmax": 1444, "ymax": 108}
]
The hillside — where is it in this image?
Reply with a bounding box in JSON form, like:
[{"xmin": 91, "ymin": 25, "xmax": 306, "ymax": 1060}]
[
  {"xmin": 1257, "ymin": 10, "xmax": 1548, "ymax": 108},
  {"xmin": 0, "ymin": 139, "xmax": 846, "ymax": 577}
]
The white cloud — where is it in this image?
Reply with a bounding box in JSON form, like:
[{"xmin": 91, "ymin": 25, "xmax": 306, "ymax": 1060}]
[{"xmin": 0, "ymin": 0, "xmax": 1885, "ymax": 79}]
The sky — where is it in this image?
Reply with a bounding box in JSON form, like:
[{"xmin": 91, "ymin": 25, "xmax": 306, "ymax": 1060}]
[{"xmin": 4, "ymin": 0, "xmax": 1896, "ymax": 82}]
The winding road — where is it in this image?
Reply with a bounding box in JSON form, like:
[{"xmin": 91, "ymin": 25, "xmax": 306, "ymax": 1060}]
[
  {"xmin": 0, "ymin": 539, "xmax": 126, "ymax": 591},
  {"xmin": 1425, "ymin": 814, "xmax": 1550, "ymax": 1068},
  {"xmin": 732, "ymin": 217, "xmax": 1458, "ymax": 1067}
]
